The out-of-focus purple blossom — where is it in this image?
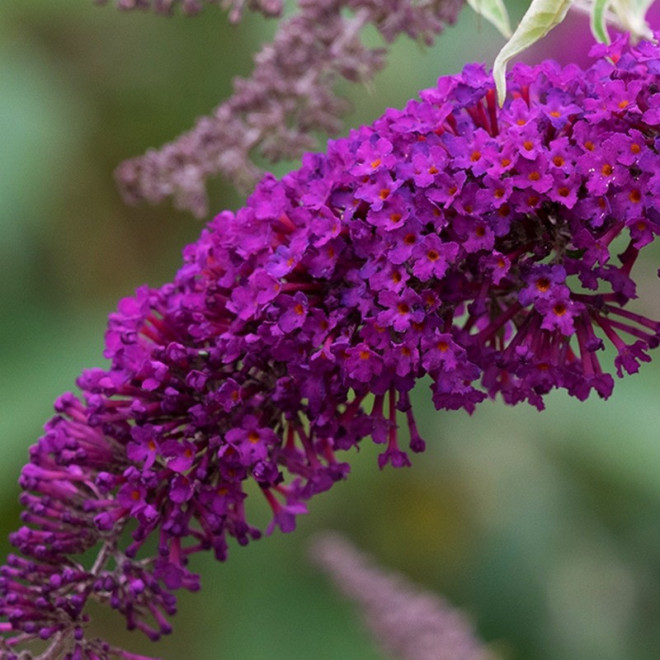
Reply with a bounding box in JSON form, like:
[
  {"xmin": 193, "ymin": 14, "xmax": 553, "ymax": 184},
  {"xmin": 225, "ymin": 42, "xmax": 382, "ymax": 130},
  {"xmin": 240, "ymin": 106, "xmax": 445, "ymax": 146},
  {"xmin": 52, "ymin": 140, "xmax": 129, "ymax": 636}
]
[
  {"xmin": 113, "ymin": 0, "xmax": 465, "ymax": 216},
  {"xmin": 2, "ymin": 35, "xmax": 660, "ymax": 658},
  {"xmin": 309, "ymin": 532, "xmax": 495, "ymax": 660}
]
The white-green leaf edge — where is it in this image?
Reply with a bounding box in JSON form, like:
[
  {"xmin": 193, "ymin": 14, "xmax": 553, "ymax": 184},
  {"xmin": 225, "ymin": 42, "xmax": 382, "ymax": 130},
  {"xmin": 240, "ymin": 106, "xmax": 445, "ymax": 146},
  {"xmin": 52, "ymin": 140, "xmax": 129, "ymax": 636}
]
[
  {"xmin": 610, "ymin": 0, "xmax": 654, "ymax": 41},
  {"xmin": 492, "ymin": 0, "xmax": 573, "ymax": 106},
  {"xmin": 466, "ymin": 0, "xmax": 513, "ymax": 38}
]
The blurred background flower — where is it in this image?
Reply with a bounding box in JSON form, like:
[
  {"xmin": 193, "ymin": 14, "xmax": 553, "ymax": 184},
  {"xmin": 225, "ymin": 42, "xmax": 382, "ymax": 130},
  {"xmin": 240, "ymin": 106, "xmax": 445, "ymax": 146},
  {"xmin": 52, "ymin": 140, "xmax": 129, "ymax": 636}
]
[{"xmin": 1, "ymin": 0, "xmax": 660, "ymax": 658}]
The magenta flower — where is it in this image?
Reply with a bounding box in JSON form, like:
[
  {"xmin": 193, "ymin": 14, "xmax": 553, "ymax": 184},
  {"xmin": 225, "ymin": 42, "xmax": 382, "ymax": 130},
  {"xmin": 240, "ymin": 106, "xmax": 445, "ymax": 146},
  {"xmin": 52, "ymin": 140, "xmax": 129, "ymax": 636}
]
[{"xmin": 2, "ymin": 34, "xmax": 660, "ymax": 658}]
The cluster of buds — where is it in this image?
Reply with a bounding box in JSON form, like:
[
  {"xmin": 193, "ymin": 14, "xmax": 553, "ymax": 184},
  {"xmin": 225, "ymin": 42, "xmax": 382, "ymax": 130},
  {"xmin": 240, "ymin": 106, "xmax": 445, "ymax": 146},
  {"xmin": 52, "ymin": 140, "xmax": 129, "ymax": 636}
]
[
  {"xmin": 1, "ymin": 34, "xmax": 659, "ymax": 659},
  {"xmin": 310, "ymin": 532, "xmax": 494, "ymax": 660}
]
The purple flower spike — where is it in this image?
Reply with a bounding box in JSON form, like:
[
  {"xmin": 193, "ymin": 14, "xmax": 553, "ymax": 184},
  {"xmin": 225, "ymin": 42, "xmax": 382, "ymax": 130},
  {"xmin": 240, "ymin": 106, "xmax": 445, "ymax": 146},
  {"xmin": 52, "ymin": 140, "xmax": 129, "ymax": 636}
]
[
  {"xmin": 309, "ymin": 532, "xmax": 494, "ymax": 660},
  {"xmin": 3, "ymin": 34, "xmax": 660, "ymax": 657}
]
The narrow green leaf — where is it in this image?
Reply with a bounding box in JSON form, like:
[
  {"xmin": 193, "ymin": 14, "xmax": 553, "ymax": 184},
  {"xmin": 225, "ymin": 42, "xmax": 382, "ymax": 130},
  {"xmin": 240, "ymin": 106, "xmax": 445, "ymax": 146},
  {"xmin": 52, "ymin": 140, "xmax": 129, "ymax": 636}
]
[
  {"xmin": 590, "ymin": 0, "xmax": 612, "ymax": 43},
  {"xmin": 466, "ymin": 0, "xmax": 513, "ymax": 38},
  {"xmin": 492, "ymin": 0, "xmax": 573, "ymax": 106},
  {"xmin": 611, "ymin": 0, "xmax": 654, "ymax": 40},
  {"xmin": 633, "ymin": 0, "xmax": 656, "ymax": 13}
]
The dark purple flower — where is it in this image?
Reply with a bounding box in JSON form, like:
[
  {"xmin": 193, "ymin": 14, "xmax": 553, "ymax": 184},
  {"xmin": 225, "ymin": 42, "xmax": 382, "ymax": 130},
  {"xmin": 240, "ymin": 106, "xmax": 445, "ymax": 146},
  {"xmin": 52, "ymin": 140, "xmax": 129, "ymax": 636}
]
[{"xmin": 3, "ymin": 34, "xmax": 660, "ymax": 658}]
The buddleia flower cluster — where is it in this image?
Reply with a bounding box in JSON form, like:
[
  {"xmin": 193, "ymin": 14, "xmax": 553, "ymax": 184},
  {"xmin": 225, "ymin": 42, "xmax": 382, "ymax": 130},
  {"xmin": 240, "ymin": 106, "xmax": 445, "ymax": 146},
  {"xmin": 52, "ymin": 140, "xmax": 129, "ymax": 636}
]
[
  {"xmin": 2, "ymin": 34, "xmax": 660, "ymax": 659},
  {"xmin": 310, "ymin": 532, "xmax": 494, "ymax": 660},
  {"xmin": 113, "ymin": 0, "xmax": 464, "ymax": 216}
]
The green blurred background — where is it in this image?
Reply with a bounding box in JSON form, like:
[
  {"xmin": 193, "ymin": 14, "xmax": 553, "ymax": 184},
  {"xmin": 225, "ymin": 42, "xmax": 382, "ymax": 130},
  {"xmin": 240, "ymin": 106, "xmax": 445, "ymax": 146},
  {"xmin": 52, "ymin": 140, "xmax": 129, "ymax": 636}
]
[{"xmin": 2, "ymin": 1, "xmax": 660, "ymax": 658}]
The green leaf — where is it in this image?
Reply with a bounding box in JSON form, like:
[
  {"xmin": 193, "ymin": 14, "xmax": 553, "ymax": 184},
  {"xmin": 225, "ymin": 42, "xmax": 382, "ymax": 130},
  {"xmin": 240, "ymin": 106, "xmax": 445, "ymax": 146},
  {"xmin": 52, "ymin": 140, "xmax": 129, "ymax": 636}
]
[
  {"xmin": 610, "ymin": 0, "xmax": 654, "ymax": 40},
  {"xmin": 590, "ymin": 0, "xmax": 612, "ymax": 43},
  {"xmin": 492, "ymin": 0, "xmax": 573, "ymax": 106},
  {"xmin": 635, "ymin": 0, "xmax": 656, "ymax": 13},
  {"xmin": 466, "ymin": 0, "xmax": 513, "ymax": 38}
]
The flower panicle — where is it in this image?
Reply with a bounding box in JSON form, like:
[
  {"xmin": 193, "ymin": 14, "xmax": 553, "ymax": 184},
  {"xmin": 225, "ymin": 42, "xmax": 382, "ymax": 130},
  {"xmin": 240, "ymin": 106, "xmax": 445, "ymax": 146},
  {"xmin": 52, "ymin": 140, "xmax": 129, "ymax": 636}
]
[
  {"xmin": 3, "ymin": 33, "xmax": 660, "ymax": 656},
  {"xmin": 309, "ymin": 532, "xmax": 495, "ymax": 660},
  {"xmin": 113, "ymin": 0, "xmax": 465, "ymax": 216}
]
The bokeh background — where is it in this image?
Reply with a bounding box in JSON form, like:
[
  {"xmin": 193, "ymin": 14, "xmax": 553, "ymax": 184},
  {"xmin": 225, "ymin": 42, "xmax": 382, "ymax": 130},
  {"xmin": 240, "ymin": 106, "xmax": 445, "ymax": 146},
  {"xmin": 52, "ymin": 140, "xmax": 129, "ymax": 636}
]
[{"xmin": 2, "ymin": 1, "xmax": 660, "ymax": 658}]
